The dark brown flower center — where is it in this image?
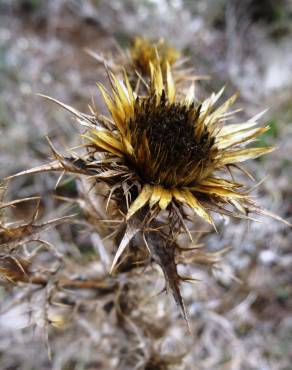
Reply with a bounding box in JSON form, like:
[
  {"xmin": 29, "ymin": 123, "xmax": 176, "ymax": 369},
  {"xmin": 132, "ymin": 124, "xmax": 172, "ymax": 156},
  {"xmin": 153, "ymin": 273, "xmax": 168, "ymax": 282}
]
[{"xmin": 127, "ymin": 91, "xmax": 216, "ymax": 187}]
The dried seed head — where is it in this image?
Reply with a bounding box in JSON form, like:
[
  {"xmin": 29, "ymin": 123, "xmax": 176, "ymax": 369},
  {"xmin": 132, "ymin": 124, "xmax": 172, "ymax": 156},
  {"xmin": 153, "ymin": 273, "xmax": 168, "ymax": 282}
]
[
  {"xmin": 130, "ymin": 37, "xmax": 180, "ymax": 75},
  {"xmin": 128, "ymin": 91, "xmax": 216, "ymax": 187}
]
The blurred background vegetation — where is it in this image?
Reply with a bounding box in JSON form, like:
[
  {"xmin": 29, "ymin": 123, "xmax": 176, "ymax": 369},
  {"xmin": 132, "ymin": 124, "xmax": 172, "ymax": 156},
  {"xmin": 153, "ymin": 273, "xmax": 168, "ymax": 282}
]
[{"xmin": 0, "ymin": 1, "xmax": 291, "ymax": 369}]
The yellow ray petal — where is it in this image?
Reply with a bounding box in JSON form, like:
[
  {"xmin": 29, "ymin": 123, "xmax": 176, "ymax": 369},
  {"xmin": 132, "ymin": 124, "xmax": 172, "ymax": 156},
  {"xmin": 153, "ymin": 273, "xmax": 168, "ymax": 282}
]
[
  {"xmin": 97, "ymin": 83, "xmax": 114, "ymax": 114},
  {"xmin": 201, "ymin": 87, "xmax": 225, "ymax": 113},
  {"xmin": 149, "ymin": 185, "xmax": 163, "ymax": 207},
  {"xmin": 206, "ymin": 93, "xmax": 238, "ymax": 126},
  {"xmin": 217, "ymin": 126, "xmax": 269, "ymax": 149},
  {"xmin": 150, "ymin": 62, "xmax": 163, "ymax": 97},
  {"xmin": 121, "ymin": 137, "xmax": 135, "ymax": 157},
  {"xmin": 219, "ymin": 122, "xmax": 259, "ymax": 137},
  {"xmin": 219, "ymin": 147, "xmax": 275, "ymax": 165},
  {"xmin": 90, "ymin": 130, "xmax": 123, "ymax": 150},
  {"xmin": 97, "ymin": 83, "xmax": 125, "ymax": 133},
  {"xmin": 166, "ymin": 62, "xmax": 175, "ymax": 103},
  {"xmin": 158, "ymin": 188, "xmax": 173, "ymax": 210},
  {"xmin": 185, "ymin": 83, "xmax": 195, "ymax": 105},
  {"xmin": 172, "ymin": 188, "xmax": 185, "ymax": 203},
  {"xmin": 173, "ymin": 189, "xmax": 212, "ymax": 224},
  {"xmin": 123, "ymin": 71, "xmax": 135, "ymax": 106},
  {"xmin": 183, "ymin": 190, "xmax": 213, "ymax": 224},
  {"xmin": 191, "ymin": 185, "xmax": 245, "ymax": 198},
  {"xmin": 218, "ymin": 109, "xmax": 268, "ymax": 137},
  {"xmin": 110, "ymin": 73, "xmax": 134, "ymax": 117},
  {"xmin": 112, "ymin": 90, "xmax": 127, "ymax": 119},
  {"xmin": 200, "ymin": 177, "xmax": 242, "ymax": 189},
  {"xmin": 126, "ymin": 185, "xmax": 153, "ymax": 220},
  {"xmin": 83, "ymin": 132, "xmax": 124, "ymax": 157}
]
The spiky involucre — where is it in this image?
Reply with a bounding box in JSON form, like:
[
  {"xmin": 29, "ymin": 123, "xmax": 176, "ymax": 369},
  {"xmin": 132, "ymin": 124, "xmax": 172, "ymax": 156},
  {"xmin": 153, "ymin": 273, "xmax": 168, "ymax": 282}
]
[{"xmin": 84, "ymin": 63, "xmax": 273, "ymax": 226}]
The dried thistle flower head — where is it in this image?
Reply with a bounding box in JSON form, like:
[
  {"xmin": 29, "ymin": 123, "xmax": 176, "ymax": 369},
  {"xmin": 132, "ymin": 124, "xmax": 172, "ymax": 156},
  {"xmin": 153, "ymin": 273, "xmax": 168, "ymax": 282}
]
[
  {"xmin": 130, "ymin": 37, "xmax": 180, "ymax": 75},
  {"xmin": 83, "ymin": 63, "xmax": 273, "ymax": 227},
  {"xmin": 8, "ymin": 61, "xmax": 285, "ymax": 322}
]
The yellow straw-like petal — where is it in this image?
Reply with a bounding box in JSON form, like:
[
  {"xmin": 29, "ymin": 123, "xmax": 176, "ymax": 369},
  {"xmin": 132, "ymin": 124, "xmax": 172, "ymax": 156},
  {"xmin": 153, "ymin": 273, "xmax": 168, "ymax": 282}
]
[
  {"xmin": 126, "ymin": 185, "xmax": 153, "ymax": 220},
  {"xmin": 219, "ymin": 121, "xmax": 259, "ymax": 137},
  {"xmin": 219, "ymin": 147, "xmax": 275, "ymax": 165},
  {"xmin": 110, "ymin": 73, "xmax": 134, "ymax": 117},
  {"xmin": 200, "ymin": 177, "xmax": 242, "ymax": 189},
  {"xmin": 200, "ymin": 87, "xmax": 225, "ymax": 114},
  {"xmin": 185, "ymin": 83, "xmax": 195, "ymax": 105},
  {"xmin": 98, "ymin": 83, "xmax": 126, "ymax": 134},
  {"xmin": 172, "ymin": 188, "xmax": 185, "ymax": 203},
  {"xmin": 183, "ymin": 190, "xmax": 213, "ymax": 224},
  {"xmin": 149, "ymin": 185, "xmax": 163, "ymax": 207},
  {"xmin": 219, "ymin": 110, "xmax": 268, "ymax": 137},
  {"xmin": 90, "ymin": 130, "xmax": 123, "ymax": 150},
  {"xmin": 121, "ymin": 137, "xmax": 135, "ymax": 157},
  {"xmin": 150, "ymin": 62, "xmax": 164, "ymax": 97},
  {"xmin": 217, "ymin": 126, "xmax": 269, "ymax": 149},
  {"xmin": 123, "ymin": 71, "xmax": 135, "ymax": 106},
  {"xmin": 173, "ymin": 189, "xmax": 212, "ymax": 224},
  {"xmin": 158, "ymin": 188, "xmax": 172, "ymax": 210},
  {"xmin": 206, "ymin": 93, "xmax": 238, "ymax": 126},
  {"xmin": 166, "ymin": 62, "xmax": 175, "ymax": 103},
  {"xmin": 191, "ymin": 185, "xmax": 245, "ymax": 198},
  {"xmin": 83, "ymin": 131, "xmax": 124, "ymax": 157}
]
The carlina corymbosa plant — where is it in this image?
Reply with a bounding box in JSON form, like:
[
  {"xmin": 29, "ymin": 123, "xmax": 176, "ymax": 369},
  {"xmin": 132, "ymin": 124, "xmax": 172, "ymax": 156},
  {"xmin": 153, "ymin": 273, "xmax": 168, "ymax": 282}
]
[{"xmin": 6, "ymin": 44, "xmax": 290, "ymax": 326}]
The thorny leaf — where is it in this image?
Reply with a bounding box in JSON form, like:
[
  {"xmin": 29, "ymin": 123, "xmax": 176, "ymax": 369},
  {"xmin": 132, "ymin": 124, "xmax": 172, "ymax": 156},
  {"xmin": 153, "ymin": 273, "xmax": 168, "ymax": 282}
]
[
  {"xmin": 146, "ymin": 231, "xmax": 190, "ymax": 330},
  {"xmin": 5, "ymin": 158, "xmax": 94, "ymax": 180},
  {"xmin": 0, "ymin": 196, "xmax": 41, "ymax": 211},
  {"xmin": 0, "ymin": 215, "xmax": 75, "ymax": 251},
  {"xmin": 0, "ymin": 256, "xmax": 31, "ymax": 283},
  {"xmin": 110, "ymin": 218, "xmax": 141, "ymax": 274}
]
